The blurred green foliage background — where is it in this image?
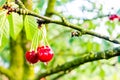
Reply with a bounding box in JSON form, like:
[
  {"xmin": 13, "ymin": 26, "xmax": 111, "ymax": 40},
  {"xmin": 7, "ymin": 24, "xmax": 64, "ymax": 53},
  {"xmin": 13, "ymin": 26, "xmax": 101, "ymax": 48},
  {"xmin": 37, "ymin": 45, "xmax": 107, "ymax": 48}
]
[{"xmin": 0, "ymin": 0, "xmax": 120, "ymax": 80}]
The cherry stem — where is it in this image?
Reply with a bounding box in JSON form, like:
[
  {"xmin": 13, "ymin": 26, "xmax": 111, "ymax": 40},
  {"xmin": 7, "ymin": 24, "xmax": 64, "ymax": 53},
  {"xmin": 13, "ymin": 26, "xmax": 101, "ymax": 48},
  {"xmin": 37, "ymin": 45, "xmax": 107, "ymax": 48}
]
[
  {"xmin": 44, "ymin": 62, "xmax": 48, "ymax": 65},
  {"xmin": 41, "ymin": 26, "xmax": 50, "ymax": 47},
  {"xmin": 36, "ymin": 30, "xmax": 41, "ymax": 49},
  {"xmin": 30, "ymin": 30, "xmax": 38, "ymax": 51},
  {"xmin": 30, "ymin": 36, "xmax": 34, "ymax": 51}
]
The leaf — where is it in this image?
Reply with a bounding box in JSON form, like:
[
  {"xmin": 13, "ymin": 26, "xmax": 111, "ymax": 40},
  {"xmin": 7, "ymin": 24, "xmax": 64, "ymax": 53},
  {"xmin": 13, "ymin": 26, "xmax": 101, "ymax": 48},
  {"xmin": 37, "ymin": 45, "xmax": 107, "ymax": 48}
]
[
  {"xmin": 118, "ymin": 56, "xmax": 120, "ymax": 63},
  {"xmin": 0, "ymin": 11, "xmax": 8, "ymax": 45},
  {"xmin": 102, "ymin": 40, "xmax": 112, "ymax": 50},
  {"xmin": 82, "ymin": 21, "xmax": 96, "ymax": 30},
  {"xmin": 69, "ymin": 38, "xmax": 74, "ymax": 44},
  {"xmin": 0, "ymin": 11, "xmax": 9, "ymax": 50},
  {"xmin": 30, "ymin": 29, "xmax": 42, "ymax": 50},
  {"xmin": 116, "ymin": 34, "xmax": 120, "ymax": 39},
  {"xmin": 0, "ymin": 34, "xmax": 9, "ymax": 51},
  {"xmin": 90, "ymin": 62, "xmax": 97, "ymax": 73},
  {"xmin": 105, "ymin": 21, "xmax": 115, "ymax": 34},
  {"xmin": 24, "ymin": 16, "xmax": 37, "ymax": 40},
  {"xmin": 0, "ymin": 45, "xmax": 10, "ymax": 62},
  {"xmin": 88, "ymin": 21, "xmax": 96, "ymax": 29},
  {"xmin": 33, "ymin": 8, "xmax": 40, "ymax": 14},
  {"xmin": 8, "ymin": 13, "xmax": 23, "ymax": 40},
  {"xmin": 0, "ymin": 0, "xmax": 6, "ymax": 6},
  {"xmin": 0, "ymin": 11, "xmax": 7, "ymax": 37},
  {"xmin": 2, "ymin": 18, "xmax": 9, "ymax": 39},
  {"xmin": 105, "ymin": 21, "xmax": 115, "ymax": 28},
  {"xmin": 37, "ymin": 0, "xmax": 45, "ymax": 9},
  {"xmin": 99, "ymin": 67, "xmax": 105, "ymax": 79}
]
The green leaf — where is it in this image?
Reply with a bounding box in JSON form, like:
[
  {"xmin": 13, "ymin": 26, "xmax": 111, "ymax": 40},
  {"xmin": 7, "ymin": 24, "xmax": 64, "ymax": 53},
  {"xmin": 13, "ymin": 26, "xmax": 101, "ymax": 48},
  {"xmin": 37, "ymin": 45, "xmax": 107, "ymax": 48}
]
[
  {"xmin": 0, "ymin": 34, "xmax": 9, "ymax": 51},
  {"xmin": 118, "ymin": 56, "xmax": 120, "ymax": 63},
  {"xmin": 30, "ymin": 29, "xmax": 42, "ymax": 50},
  {"xmin": 116, "ymin": 34, "xmax": 120, "ymax": 39},
  {"xmin": 0, "ymin": 0, "xmax": 6, "ymax": 6},
  {"xmin": 88, "ymin": 21, "xmax": 96, "ymax": 29},
  {"xmin": 99, "ymin": 67, "xmax": 105, "ymax": 79},
  {"xmin": 69, "ymin": 38, "xmax": 74, "ymax": 44},
  {"xmin": 0, "ymin": 11, "xmax": 7, "ymax": 45},
  {"xmin": 102, "ymin": 40, "xmax": 112, "ymax": 50},
  {"xmin": 8, "ymin": 13, "xmax": 23, "ymax": 40},
  {"xmin": 105, "ymin": 21, "xmax": 115, "ymax": 34},
  {"xmin": 105, "ymin": 21, "xmax": 115, "ymax": 28},
  {"xmin": 0, "ymin": 45, "xmax": 10, "ymax": 62},
  {"xmin": 37, "ymin": 0, "xmax": 45, "ymax": 9},
  {"xmin": 2, "ymin": 19, "xmax": 9, "ymax": 39},
  {"xmin": 82, "ymin": 21, "xmax": 96, "ymax": 30},
  {"xmin": 0, "ymin": 11, "xmax": 9, "ymax": 50},
  {"xmin": 33, "ymin": 8, "xmax": 40, "ymax": 14},
  {"xmin": 90, "ymin": 62, "xmax": 97, "ymax": 73},
  {"xmin": 24, "ymin": 16, "xmax": 37, "ymax": 40}
]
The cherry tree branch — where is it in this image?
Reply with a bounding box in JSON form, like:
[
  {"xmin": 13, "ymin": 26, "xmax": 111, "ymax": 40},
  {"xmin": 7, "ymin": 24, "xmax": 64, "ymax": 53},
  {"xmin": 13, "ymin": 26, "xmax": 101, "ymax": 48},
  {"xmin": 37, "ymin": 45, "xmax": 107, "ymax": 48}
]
[
  {"xmin": 35, "ymin": 46, "xmax": 120, "ymax": 79},
  {"xmin": 15, "ymin": 0, "xmax": 26, "ymax": 9},
  {"xmin": 14, "ymin": 8, "xmax": 120, "ymax": 44},
  {"xmin": 5, "ymin": 0, "xmax": 119, "ymax": 44}
]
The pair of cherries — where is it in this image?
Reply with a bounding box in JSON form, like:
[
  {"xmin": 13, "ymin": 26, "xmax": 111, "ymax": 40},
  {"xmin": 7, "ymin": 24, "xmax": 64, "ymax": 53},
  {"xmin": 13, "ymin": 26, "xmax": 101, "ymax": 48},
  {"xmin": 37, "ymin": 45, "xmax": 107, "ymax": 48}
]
[
  {"xmin": 109, "ymin": 14, "xmax": 120, "ymax": 21},
  {"xmin": 25, "ymin": 46, "xmax": 54, "ymax": 64}
]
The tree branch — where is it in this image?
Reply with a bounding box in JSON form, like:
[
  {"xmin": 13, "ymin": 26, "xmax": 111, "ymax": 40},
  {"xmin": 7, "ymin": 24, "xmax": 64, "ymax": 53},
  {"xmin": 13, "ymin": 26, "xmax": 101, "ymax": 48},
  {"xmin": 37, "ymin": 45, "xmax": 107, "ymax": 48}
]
[
  {"xmin": 15, "ymin": 0, "xmax": 26, "ymax": 9},
  {"xmin": 14, "ymin": 9, "xmax": 120, "ymax": 44},
  {"xmin": 0, "ymin": 66, "xmax": 14, "ymax": 80},
  {"xmin": 36, "ymin": 46, "xmax": 120, "ymax": 79},
  {"xmin": 9, "ymin": 0, "xmax": 119, "ymax": 44}
]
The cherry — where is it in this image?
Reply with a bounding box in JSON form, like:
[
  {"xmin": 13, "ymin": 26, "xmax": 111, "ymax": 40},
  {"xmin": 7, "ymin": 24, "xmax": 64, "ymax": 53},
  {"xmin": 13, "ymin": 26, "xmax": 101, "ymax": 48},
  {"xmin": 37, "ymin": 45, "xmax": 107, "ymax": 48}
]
[
  {"xmin": 37, "ymin": 46, "xmax": 54, "ymax": 62},
  {"xmin": 109, "ymin": 14, "xmax": 118, "ymax": 21},
  {"xmin": 25, "ymin": 51, "xmax": 39, "ymax": 64}
]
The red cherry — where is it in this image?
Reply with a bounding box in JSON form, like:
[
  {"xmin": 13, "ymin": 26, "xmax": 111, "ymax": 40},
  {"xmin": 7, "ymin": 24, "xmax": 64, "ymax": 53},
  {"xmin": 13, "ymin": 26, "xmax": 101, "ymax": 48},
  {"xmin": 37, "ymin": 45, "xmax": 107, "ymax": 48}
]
[
  {"xmin": 109, "ymin": 14, "xmax": 118, "ymax": 20},
  {"xmin": 25, "ymin": 51, "xmax": 39, "ymax": 64},
  {"xmin": 37, "ymin": 46, "xmax": 45, "ymax": 52},
  {"xmin": 37, "ymin": 46, "xmax": 54, "ymax": 62}
]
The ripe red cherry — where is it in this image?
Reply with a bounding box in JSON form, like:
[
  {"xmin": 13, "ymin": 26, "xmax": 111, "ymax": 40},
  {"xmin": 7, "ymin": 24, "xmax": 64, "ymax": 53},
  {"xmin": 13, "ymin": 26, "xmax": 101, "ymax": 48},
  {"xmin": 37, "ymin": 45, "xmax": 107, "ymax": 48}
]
[
  {"xmin": 37, "ymin": 46, "xmax": 54, "ymax": 62},
  {"xmin": 109, "ymin": 14, "xmax": 118, "ymax": 20},
  {"xmin": 25, "ymin": 51, "xmax": 39, "ymax": 64}
]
